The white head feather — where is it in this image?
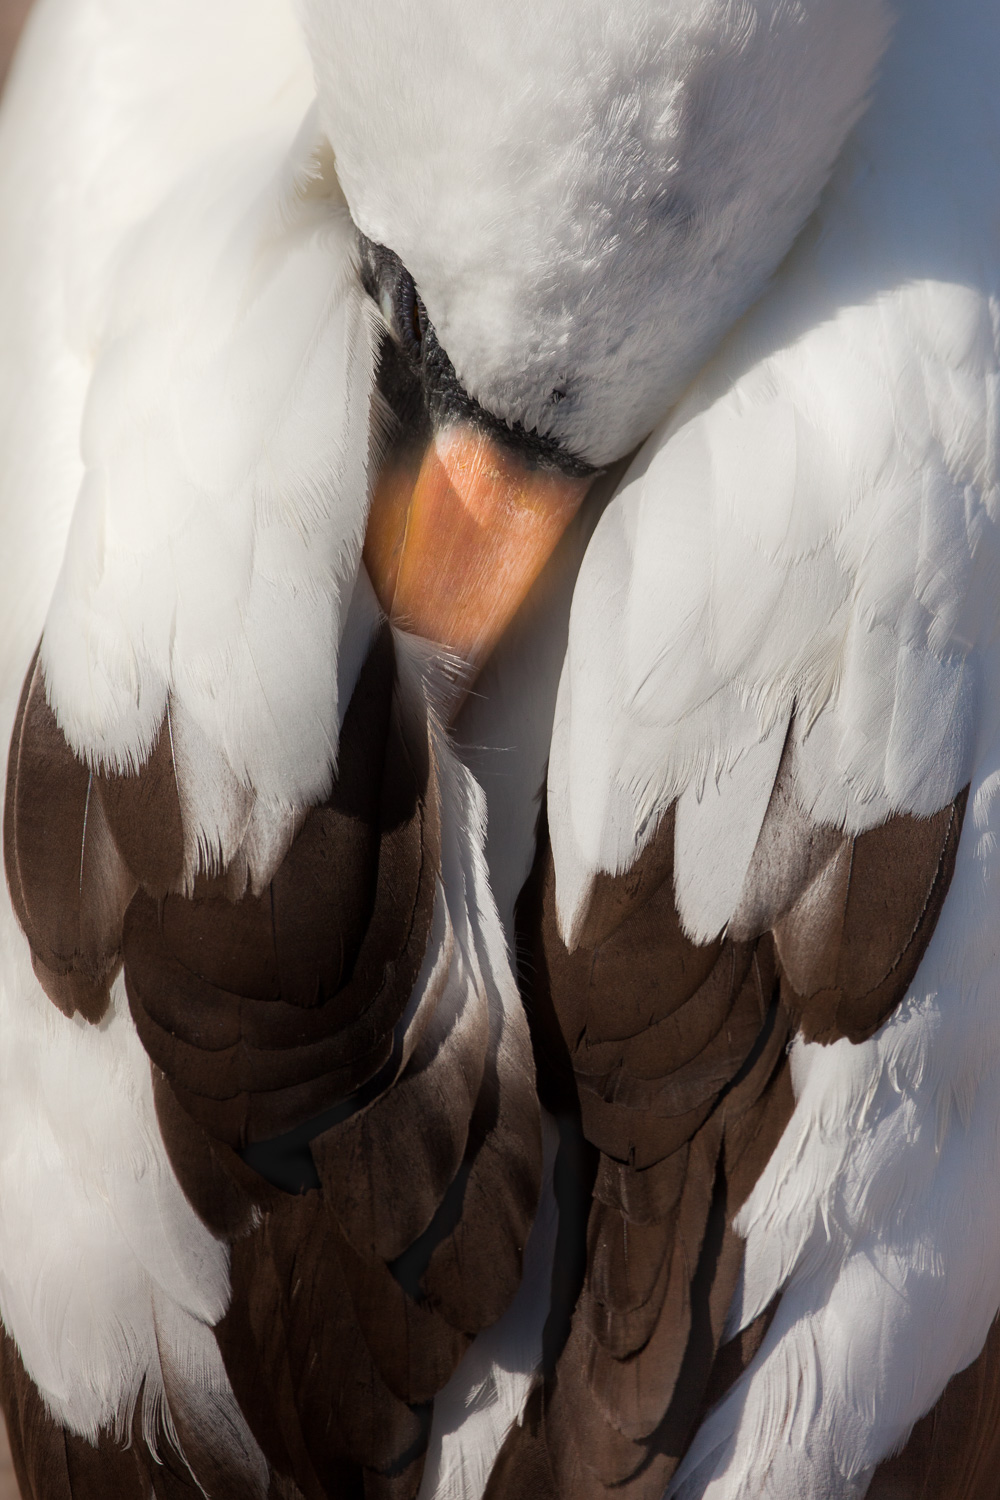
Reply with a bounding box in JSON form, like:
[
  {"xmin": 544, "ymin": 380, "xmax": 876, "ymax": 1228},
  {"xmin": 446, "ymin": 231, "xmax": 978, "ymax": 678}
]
[{"xmin": 304, "ymin": 0, "xmax": 892, "ymax": 465}]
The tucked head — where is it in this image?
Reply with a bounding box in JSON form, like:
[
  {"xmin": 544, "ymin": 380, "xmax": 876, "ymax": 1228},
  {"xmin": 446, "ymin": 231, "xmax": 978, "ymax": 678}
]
[
  {"xmin": 306, "ymin": 0, "xmax": 890, "ymax": 465},
  {"xmin": 301, "ymin": 0, "xmax": 891, "ymax": 679}
]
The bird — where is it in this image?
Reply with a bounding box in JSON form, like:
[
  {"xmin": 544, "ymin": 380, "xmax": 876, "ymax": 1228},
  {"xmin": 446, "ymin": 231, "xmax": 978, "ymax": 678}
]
[{"xmin": 0, "ymin": 0, "xmax": 997, "ymax": 1497}]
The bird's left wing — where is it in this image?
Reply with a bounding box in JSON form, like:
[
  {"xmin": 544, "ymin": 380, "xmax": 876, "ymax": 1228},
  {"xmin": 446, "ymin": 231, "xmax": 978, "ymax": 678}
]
[{"xmin": 501, "ymin": 218, "xmax": 1000, "ymax": 1496}]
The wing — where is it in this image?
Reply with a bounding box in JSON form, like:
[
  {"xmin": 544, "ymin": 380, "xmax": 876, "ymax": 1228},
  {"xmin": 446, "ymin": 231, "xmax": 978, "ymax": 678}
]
[
  {"xmin": 0, "ymin": 0, "xmax": 314, "ymax": 1488},
  {"xmin": 0, "ymin": 9, "xmax": 541, "ymax": 1497},
  {"xmin": 492, "ymin": 5, "xmax": 1000, "ymax": 1496}
]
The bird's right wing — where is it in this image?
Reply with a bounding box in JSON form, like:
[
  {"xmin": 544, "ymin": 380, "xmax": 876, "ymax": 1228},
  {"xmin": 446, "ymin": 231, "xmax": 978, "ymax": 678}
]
[{"xmin": 0, "ymin": 6, "xmax": 542, "ymax": 1496}]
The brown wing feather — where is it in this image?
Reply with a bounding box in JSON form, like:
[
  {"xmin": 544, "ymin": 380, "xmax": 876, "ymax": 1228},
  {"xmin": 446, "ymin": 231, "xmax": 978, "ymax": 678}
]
[
  {"xmin": 132, "ymin": 632, "xmax": 532, "ymax": 1494},
  {"xmin": 311, "ymin": 913, "xmax": 486, "ymax": 1264},
  {"xmin": 485, "ymin": 821, "xmax": 792, "ymax": 1500},
  {"xmin": 96, "ymin": 714, "xmax": 186, "ymax": 897},
  {"xmin": 488, "ymin": 709, "xmax": 967, "ymax": 1500},
  {"xmin": 776, "ymin": 793, "xmax": 966, "ymax": 1043},
  {"xmin": 4, "ymin": 649, "xmax": 136, "ymax": 1022},
  {"xmin": 3, "ymin": 627, "xmax": 541, "ymax": 1496},
  {"xmin": 420, "ymin": 1033, "xmax": 542, "ymax": 1333}
]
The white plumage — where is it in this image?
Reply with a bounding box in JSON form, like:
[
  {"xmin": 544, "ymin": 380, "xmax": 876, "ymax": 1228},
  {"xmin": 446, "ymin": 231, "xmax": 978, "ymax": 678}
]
[{"xmin": 0, "ymin": 1, "xmax": 997, "ymax": 1498}]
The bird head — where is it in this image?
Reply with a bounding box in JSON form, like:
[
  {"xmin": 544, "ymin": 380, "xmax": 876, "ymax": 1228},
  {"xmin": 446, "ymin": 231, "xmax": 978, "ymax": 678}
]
[{"xmin": 303, "ymin": 0, "xmax": 891, "ymax": 677}]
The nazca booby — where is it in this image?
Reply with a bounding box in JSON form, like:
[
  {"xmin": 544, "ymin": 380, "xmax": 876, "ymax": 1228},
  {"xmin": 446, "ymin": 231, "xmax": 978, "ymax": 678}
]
[{"xmin": 0, "ymin": 0, "xmax": 997, "ymax": 1496}]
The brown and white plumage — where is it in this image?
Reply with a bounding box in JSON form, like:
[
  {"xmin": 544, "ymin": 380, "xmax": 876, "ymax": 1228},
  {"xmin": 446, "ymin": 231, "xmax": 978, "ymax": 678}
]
[{"xmin": 0, "ymin": 1, "xmax": 999, "ymax": 1499}]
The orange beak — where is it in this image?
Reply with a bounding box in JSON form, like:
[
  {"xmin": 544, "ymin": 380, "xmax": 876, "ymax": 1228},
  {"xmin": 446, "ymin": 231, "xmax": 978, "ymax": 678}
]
[{"xmin": 364, "ymin": 423, "xmax": 591, "ymax": 697}]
